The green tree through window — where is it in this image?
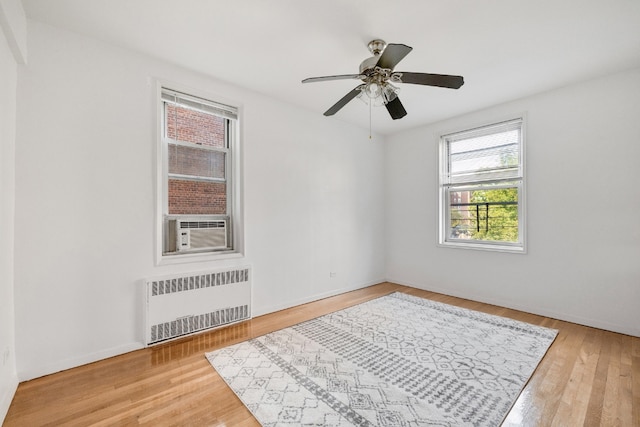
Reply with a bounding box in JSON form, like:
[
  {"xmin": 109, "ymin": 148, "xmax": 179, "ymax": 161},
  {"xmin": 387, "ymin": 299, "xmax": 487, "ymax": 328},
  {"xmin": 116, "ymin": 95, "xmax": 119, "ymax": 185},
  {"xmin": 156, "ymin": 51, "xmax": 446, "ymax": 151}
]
[{"xmin": 468, "ymin": 188, "xmax": 518, "ymax": 242}]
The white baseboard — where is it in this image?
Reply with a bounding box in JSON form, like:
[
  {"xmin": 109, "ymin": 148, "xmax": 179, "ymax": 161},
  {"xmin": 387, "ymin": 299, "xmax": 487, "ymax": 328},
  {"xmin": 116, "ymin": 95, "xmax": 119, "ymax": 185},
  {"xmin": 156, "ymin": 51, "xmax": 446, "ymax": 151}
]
[
  {"xmin": 252, "ymin": 278, "xmax": 384, "ymax": 318},
  {"xmin": 387, "ymin": 278, "xmax": 640, "ymax": 338},
  {"xmin": 0, "ymin": 372, "xmax": 18, "ymax": 424},
  {"xmin": 18, "ymin": 342, "xmax": 144, "ymax": 382}
]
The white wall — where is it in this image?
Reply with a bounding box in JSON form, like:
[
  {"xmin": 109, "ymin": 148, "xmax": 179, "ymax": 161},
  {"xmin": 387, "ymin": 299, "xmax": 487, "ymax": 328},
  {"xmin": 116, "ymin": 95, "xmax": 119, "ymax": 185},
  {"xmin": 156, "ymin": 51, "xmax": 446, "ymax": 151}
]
[
  {"xmin": 14, "ymin": 21, "xmax": 386, "ymax": 381},
  {"xmin": 0, "ymin": 30, "xmax": 18, "ymax": 427},
  {"xmin": 385, "ymin": 68, "xmax": 640, "ymax": 337},
  {"xmin": 0, "ymin": 0, "xmax": 24, "ymax": 421},
  {"xmin": 0, "ymin": 0, "xmax": 26, "ymax": 64}
]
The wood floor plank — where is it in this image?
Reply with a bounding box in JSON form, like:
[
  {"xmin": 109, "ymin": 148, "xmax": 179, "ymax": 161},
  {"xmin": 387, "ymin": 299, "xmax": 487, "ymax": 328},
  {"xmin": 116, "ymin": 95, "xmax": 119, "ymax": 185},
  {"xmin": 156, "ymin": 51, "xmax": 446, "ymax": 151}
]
[
  {"xmin": 4, "ymin": 282, "xmax": 638, "ymax": 426},
  {"xmin": 532, "ymin": 322, "xmax": 586, "ymax": 423},
  {"xmin": 617, "ymin": 335, "xmax": 633, "ymax": 427},
  {"xmin": 585, "ymin": 335, "xmax": 614, "ymax": 426},
  {"xmin": 599, "ymin": 332, "xmax": 623, "ymax": 426},
  {"xmin": 632, "ymin": 338, "xmax": 640, "ymax": 426}
]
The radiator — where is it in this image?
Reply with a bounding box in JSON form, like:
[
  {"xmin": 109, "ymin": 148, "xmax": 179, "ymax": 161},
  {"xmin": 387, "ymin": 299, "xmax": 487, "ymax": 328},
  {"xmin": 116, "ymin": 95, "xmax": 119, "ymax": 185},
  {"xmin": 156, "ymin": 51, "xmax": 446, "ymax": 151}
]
[{"xmin": 145, "ymin": 266, "xmax": 251, "ymax": 346}]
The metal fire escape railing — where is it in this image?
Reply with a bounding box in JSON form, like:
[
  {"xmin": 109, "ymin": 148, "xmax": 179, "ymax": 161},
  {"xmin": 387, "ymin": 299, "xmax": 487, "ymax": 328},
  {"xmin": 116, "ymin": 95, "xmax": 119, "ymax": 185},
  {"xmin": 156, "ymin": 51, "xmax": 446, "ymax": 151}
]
[{"xmin": 450, "ymin": 201, "xmax": 517, "ymax": 233}]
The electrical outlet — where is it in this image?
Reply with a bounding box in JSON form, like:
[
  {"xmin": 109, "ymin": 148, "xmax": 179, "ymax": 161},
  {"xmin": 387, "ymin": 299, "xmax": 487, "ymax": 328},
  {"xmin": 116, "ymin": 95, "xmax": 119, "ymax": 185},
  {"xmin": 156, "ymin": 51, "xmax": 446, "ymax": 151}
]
[{"xmin": 329, "ymin": 272, "xmax": 337, "ymax": 278}]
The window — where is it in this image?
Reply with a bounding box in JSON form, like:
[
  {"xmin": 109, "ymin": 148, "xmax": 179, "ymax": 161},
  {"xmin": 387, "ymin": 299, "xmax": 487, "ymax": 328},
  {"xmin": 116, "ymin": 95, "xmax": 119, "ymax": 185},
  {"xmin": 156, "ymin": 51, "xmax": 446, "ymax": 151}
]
[
  {"xmin": 158, "ymin": 87, "xmax": 240, "ymax": 259},
  {"xmin": 438, "ymin": 118, "xmax": 525, "ymax": 252}
]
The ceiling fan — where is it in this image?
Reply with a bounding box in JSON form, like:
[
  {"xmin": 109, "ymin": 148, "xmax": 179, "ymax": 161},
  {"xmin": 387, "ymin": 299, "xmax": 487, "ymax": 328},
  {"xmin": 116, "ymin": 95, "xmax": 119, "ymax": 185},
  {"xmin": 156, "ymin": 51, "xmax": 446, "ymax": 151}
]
[{"xmin": 302, "ymin": 39, "xmax": 464, "ymax": 120}]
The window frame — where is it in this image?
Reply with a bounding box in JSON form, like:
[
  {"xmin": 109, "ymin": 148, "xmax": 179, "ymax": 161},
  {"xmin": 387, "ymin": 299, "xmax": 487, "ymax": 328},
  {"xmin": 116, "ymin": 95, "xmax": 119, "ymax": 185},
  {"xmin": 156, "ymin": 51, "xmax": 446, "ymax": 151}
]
[
  {"xmin": 437, "ymin": 116, "xmax": 526, "ymax": 254},
  {"xmin": 155, "ymin": 81, "xmax": 244, "ymax": 265}
]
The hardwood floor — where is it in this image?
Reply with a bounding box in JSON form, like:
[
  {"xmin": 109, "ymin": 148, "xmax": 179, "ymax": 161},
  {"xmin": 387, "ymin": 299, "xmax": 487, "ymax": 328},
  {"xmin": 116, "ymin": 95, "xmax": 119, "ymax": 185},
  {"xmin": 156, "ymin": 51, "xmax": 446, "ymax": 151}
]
[{"xmin": 5, "ymin": 282, "xmax": 639, "ymax": 426}]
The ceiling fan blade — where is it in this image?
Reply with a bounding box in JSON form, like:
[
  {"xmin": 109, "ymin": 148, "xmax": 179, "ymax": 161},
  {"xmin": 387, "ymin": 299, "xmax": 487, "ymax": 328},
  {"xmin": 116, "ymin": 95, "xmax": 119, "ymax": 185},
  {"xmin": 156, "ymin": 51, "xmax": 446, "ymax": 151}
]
[
  {"xmin": 376, "ymin": 43, "xmax": 412, "ymax": 70},
  {"xmin": 324, "ymin": 85, "xmax": 364, "ymax": 116},
  {"xmin": 302, "ymin": 74, "xmax": 364, "ymax": 84},
  {"xmin": 397, "ymin": 72, "xmax": 464, "ymax": 89},
  {"xmin": 385, "ymin": 97, "xmax": 407, "ymax": 120}
]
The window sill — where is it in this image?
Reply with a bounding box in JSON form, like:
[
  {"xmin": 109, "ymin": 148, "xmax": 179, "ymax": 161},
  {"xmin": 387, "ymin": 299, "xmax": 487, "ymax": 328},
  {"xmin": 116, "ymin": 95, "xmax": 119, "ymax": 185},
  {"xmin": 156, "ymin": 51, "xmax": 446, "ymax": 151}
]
[
  {"xmin": 157, "ymin": 250, "xmax": 244, "ymax": 266},
  {"xmin": 438, "ymin": 240, "xmax": 526, "ymax": 254}
]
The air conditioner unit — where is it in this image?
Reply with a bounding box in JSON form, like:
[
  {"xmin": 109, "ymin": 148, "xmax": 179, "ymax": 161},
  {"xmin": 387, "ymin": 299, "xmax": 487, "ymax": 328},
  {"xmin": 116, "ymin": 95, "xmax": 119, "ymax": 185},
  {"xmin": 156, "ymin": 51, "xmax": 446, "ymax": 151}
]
[{"xmin": 168, "ymin": 218, "xmax": 227, "ymax": 252}]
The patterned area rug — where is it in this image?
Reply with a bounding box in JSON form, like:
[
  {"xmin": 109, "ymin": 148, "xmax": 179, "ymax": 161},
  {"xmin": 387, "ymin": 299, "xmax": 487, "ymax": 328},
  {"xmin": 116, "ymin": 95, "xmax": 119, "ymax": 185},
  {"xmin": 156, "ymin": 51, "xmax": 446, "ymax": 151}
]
[{"xmin": 206, "ymin": 292, "xmax": 557, "ymax": 426}]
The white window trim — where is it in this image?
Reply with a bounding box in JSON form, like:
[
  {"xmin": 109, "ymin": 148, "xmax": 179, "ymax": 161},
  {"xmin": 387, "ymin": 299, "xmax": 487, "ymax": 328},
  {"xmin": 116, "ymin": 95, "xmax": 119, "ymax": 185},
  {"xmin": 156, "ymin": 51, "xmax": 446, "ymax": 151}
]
[
  {"xmin": 154, "ymin": 80, "xmax": 244, "ymax": 265},
  {"xmin": 437, "ymin": 115, "xmax": 527, "ymax": 254}
]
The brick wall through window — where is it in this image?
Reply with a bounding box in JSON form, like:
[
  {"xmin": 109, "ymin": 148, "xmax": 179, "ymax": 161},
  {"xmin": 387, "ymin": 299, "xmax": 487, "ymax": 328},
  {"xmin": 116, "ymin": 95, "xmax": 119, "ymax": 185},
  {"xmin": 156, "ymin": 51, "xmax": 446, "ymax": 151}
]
[
  {"xmin": 168, "ymin": 179, "xmax": 226, "ymax": 215},
  {"xmin": 165, "ymin": 103, "xmax": 227, "ymax": 215},
  {"xmin": 166, "ymin": 104, "xmax": 225, "ymax": 148}
]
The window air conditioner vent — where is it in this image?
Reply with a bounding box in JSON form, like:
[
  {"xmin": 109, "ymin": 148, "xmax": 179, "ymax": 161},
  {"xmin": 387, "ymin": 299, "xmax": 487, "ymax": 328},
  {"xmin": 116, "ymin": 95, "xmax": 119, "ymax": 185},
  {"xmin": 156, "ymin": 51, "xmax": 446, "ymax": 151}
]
[
  {"xmin": 181, "ymin": 221, "xmax": 226, "ymax": 229},
  {"xmin": 168, "ymin": 218, "xmax": 228, "ymax": 252}
]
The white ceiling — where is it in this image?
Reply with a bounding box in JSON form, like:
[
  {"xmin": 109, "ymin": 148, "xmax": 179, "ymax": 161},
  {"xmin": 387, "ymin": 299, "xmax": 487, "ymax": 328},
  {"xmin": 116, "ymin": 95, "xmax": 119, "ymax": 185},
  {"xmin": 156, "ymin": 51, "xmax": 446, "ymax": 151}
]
[{"xmin": 21, "ymin": 0, "xmax": 640, "ymax": 135}]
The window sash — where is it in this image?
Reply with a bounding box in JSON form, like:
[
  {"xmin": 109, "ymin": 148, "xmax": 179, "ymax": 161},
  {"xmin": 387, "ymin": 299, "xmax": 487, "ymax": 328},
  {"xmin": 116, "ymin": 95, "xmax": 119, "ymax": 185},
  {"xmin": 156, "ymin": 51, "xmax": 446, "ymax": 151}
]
[
  {"xmin": 167, "ymin": 174, "xmax": 226, "ymax": 183},
  {"xmin": 161, "ymin": 89, "xmax": 237, "ymax": 121},
  {"xmin": 442, "ymin": 118, "xmax": 523, "ymax": 185},
  {"xmin": 164, "ymin": 137, "xmax": 230, "ymax": 153},
  {"xmin": 162, "ymin": 93, "xmax": 234, "ymax": 217},
  {"xmin": 444, "ymin": 182, "xmax": 523, "ymax": 246}
]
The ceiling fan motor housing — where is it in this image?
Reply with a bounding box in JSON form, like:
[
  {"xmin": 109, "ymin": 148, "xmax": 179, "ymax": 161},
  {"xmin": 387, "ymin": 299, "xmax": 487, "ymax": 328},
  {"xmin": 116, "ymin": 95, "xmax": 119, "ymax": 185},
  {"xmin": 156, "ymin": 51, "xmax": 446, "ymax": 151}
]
[
  {"xmin": 359, "ymin": 56, "xmax": 379, "ymax": 74},
  {"xmin": 367, "ymin": 39, "xmax": 386, "ymax": 55},
  {"xmin": 360, "ymin": 39, "xmax": 387, "ymax": 74}
]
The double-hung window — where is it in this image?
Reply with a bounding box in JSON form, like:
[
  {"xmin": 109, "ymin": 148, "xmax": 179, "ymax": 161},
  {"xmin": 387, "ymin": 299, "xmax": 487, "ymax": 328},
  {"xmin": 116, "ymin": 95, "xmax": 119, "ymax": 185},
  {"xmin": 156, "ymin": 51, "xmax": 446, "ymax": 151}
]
[
  {"xmin": 439, "ymin": 118, "xmax": 525, "ymax": 252},
  {"xmin": 159, "ymin": 87, "xmax": 240, "ymax": 259}
]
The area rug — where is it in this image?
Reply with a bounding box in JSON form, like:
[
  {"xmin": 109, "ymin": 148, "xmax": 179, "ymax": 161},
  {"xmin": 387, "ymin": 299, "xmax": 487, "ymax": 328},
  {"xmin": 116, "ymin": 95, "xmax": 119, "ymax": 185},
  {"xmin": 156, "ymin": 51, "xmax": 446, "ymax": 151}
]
[{"xmin": 206, "ymin": 292, "xmax": 557, "ymax": 426}]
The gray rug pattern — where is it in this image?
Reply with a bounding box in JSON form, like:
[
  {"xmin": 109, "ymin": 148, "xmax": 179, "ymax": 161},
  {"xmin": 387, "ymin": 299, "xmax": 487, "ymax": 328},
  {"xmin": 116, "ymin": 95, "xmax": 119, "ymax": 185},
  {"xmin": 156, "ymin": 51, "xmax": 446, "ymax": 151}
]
[{"xmin": 206, "ymin": 292, "xmax": 557, "ymax": 426}]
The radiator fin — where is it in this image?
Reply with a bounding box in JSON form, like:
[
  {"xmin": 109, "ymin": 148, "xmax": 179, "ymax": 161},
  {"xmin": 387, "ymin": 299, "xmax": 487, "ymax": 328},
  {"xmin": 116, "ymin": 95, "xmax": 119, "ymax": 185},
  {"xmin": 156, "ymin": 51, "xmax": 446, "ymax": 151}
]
[
  {"xmin": 145, "ymin": 266, "xmax": 251, "ymax": 346},
  {"xmin": 151, "ymin": 268, "xmax": 249, "ymax": 296},
  {"xmin": 150, "ymin": 304, "xmax": 249, "ymax": 344}
]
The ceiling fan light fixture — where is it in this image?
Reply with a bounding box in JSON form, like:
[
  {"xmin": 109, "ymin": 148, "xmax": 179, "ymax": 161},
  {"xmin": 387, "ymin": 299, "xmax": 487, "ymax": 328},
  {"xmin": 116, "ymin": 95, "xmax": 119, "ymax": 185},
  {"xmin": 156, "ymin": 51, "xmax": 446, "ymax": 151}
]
[
  {"xmin": 357, "ymin": 84, "xmax": 383, "ymax": 107},
  {"xmin": 381, "ymin": 82, "xmax": 399, "ymax": 104},
  {"xmin": 357, "ymin": 81, "xmax": 399, "ymax": 107},
  {"xmin": 365, "ymin": 82, "xmax": 382, "ymax": 99}
]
